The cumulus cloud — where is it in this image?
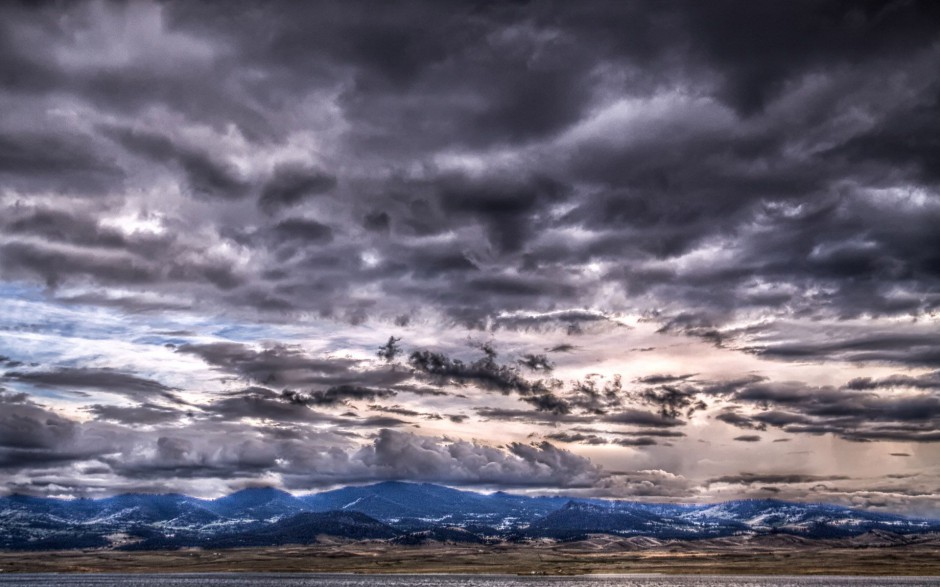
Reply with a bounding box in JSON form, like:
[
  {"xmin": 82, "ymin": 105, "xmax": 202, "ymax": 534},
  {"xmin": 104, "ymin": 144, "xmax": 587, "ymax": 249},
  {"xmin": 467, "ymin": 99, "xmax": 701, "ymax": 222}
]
[
  {"xmin": 0, "ymin": 393, "xmax": 118, "ymax": 470},
  {"xmin": 352, "ymin": 429, "xmax": 602, "ymax": 487},
  {"xmin": 586, "ymin": 470, "xmax": 696, "ymax": 499}
]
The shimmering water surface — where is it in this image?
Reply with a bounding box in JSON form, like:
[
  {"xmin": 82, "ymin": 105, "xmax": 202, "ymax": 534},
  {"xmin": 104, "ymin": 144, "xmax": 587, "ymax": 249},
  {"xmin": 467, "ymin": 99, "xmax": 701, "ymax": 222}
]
[{"xmin": 0, "ymin": 575, "xmax": 938, "ymax": 587}]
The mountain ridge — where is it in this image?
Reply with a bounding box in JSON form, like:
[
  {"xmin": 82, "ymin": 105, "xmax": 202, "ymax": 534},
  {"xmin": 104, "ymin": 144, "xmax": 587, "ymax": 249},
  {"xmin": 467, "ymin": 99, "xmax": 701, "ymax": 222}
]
[{"xmin": 2, "ymin": 481, "xmax": 939, "ymax": 550}]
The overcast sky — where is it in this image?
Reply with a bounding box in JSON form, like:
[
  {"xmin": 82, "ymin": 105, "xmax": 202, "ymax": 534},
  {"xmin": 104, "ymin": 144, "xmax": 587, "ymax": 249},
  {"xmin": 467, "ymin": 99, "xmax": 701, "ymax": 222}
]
[{"xmin": 1, "ymin": 0, "xmax": 940, "ymax": 515}]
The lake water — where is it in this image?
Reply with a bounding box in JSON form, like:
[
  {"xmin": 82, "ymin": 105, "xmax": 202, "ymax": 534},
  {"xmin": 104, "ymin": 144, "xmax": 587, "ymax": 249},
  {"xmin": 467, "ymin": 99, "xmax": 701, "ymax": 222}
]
[{"xmin": 0, "ymin": 575, "xmax": 938, "ymax": 587}]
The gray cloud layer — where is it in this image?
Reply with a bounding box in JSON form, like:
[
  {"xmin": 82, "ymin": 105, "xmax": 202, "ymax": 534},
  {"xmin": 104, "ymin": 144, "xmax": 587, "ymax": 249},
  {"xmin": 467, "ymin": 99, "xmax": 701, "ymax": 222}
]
[
  {"xmin": 0, "ymin": 1, "xmax": 936, "ymax": 340},
  {"xmin": 1, "ymin": 1, "xmax": 939, "ymax": 508}
]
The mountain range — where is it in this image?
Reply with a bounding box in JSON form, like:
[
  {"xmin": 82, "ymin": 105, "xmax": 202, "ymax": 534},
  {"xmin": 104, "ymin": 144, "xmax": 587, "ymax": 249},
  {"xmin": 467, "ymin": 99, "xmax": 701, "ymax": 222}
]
[{"xmin": 2, "ymin": 481, "xmax": 938, "ymax": 550}]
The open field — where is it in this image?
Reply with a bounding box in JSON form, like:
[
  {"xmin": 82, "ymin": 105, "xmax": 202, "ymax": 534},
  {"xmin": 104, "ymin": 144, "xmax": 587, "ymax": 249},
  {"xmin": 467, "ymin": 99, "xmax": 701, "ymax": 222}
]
[{"xmin": 2, "ymin": 535, "xmax": 940, "ymax": 575}]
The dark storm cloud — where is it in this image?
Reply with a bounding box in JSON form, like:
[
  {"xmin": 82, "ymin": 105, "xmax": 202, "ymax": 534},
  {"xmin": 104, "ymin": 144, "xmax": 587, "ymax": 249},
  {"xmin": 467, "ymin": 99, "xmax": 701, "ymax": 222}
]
[
  {"xmin": 102, "ymin": 125, "xmax": 249, "ymax": 200},
  {"xmin": 0, "ymin": 241, "xmax": 160, "ymax": 289},
  {"xmin": 392, "ymin": 383, "xmax": 449, "ymax": 397},
  {"xmin": 733, "ymin": 435, "xmax": 762, "ymax": 442},
  {"xmin": 846, "ymin": 371, "xmax": 940, "ymax": 390},
  {"xmin": 745, "ymin": 331, "xmax": 940, "ymax": 368},
  {"xmin": 258, "ymin": 163, "xmax": 337, "ymax": 214},
  {"xmin": 707, "ymin": 473, "xmax": 851, "ymax": 487},
  {"xmin": 425, "ymin": 173, "xmax": 569, "ymax": 255},
  {"xmin": 546, "ymin": 432, "xmax": 658, "ymax": 447},
  {"xmin": 5, "ymin": 368, "xmax": 170, "ymax": 393},
  {"xmin": 376, "ymin": 336, "xmax": 403, "ymax": 363},
  {"xmin": 85, "ymin": 403, "xmax": 186, "ymax": 425},
  {"xmin": 475, "ymin": 407, "xmax": 589, "ymax": 425},
  {"xmin": 292, "ymin": 5, "xmax": 605, "ymax": 152},
  {"xmin": 404, "ymin": 345, "xmax": 704, "ymax": 421},
  {"xmin": 715, "ymin": 408, "xmax": 766, "ymax": 431},
  {"xmin": 680, "ymin": 1, "xmax": 940, "ymax": 116},
  {"xmin": 475, "ymin": 404, "xmax": 685, "ymax": 431},
  {"xmin": 602, "ymin": 409, "xmax": 687, "ymax": 429},
  {"xmin": 0, "ymin": 0, "xmax": 937, "ymax": 334},
  {"xmin": 635, "ymin": 385, "xmax": 708, "ymax": 419},
  {"xmin": 833, "ymin": 91, "xmax": 940, "ymax": 184},
  {"xmin": 53, "ymin": 291, "xmax": 194, "ymax": 313},
  {"xmin": 545, "ymin": 432, "xmax": 609, "ymax": 446},
  {"xmin": 566, "ymin": 375, "xmax": 622, "ymax": 415},
  {"xmin": 1, "ymin": 0, "xmax": 940, "ymax": 497},
  {"xmin": 200, "ymin": 387, "xmax": 347, "ymax": 424},
  {"xmin": 390, "ymin": 242, "xmax": 479, "ymax": 280},
  {"xmin": 283, "ymin": 385, "xmax": 395, "ymax": 407},
  {"xmin": 570, "ymin": 426, "xmax": 686, "ymax": 439},
  {"xmin": 355, "ymin": 415, "xmax": 413, "ymax": 428},
  {"xmin": 0, "ymin": 394, "xmax": 76, "ymax": 451},
  {"xmin": 0, "ymin": 18, "xmax": 57, "ymax": 93},
  {"xmin": 0, "ymin": 205, "xmax": 245, "ymax": 292},
  {"xmin": 636, "ymin": 373, "xmax": 697, "ymax": 385},
  {"xmin": 493, "ymin": 310, "xmax": 612, "ymax": 336},
  {"xmin": 367, "ymin": 404, "xmax": 423, "ymax": 418},
  {"xmin": 5, "ymin": 207, "xmax": 129, "ymax": 249},
  {"xmin": 0, "ymin": 393, "xmax": 113, "ymax": 470},
  {"xmin": 0, "ymin": 131, "xmax": 123, "ymax": 193},
  {"xmin": 520, "ymin": 392, "xmax": 571, "ymax": 415},
  {"xmin": 707, "ymin": 377, "xmax": 940, "ymax": 442},
  {"xmin": 269, "ymin": 217, "xmax": 335, "ymax": 245},
  {"xmin": 518, "ymin": 353, "xmax": 553, "ymax": 372},
  {"xmin": 407, "ymin": 347, "xmax": 551, "ymax": 396},
  {"xmin": 546, "ymin": 344, "xmax": 577, "ymax": 353},
  {"xmin": 4, "ymin": 367, "xmax": 182, "ymax": 403},
  {"xmin": 611, "ymin": 437, "xmax": 659, "ymax": 447},
  {"xmin": 177, "ymin": 342, "xmax": 409, "ymax": 389},
  {"xmin": 362, "ymin": 210, "xmax": 391, "ymax": 233},
  {"xmin": 158, "ymin": 345, "xmax": 413, "ymax": 424},
  {"xmin": 206, "ymin": 390, "xmax": 409, "ymax": 431}
]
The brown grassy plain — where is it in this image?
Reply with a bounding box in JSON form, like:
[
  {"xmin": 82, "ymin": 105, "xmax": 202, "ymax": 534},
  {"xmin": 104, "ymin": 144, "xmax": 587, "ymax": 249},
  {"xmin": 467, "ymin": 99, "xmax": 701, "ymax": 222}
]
[{"xmin": 2, "ymin": 534, "xmax": 940, "ymax": 575}]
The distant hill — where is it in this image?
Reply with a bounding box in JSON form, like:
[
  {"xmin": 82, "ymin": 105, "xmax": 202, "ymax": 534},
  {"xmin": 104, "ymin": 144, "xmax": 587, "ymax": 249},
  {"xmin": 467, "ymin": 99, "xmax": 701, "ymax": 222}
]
[
  {"xmin": 2, "ymin": 481, "xmax": 938, "ymax": 550},
  {"xmin": 125, "ymin": 510, "xmax": 399, "ymax": 550},
  {"xmin": 299, "ymin": 481, "xmax": 566, "ymax": 529},
  {"xmin": 206, "ymin": 486, "xmax": 309, "ymax": 521}
]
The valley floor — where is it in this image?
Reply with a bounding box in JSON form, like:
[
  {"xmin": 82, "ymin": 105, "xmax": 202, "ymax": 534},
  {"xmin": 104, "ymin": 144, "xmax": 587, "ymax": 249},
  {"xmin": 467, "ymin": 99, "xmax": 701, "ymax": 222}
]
[{"xmin": 2, "ymin": 535, "xmax": 940, "ymax": 575}]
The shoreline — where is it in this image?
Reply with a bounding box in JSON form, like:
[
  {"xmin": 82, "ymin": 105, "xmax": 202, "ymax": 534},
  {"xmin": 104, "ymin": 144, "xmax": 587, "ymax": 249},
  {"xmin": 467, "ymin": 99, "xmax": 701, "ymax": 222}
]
[{"xmin": 2, "ymin": 571, "xmax": 939, "ymax": 578}]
